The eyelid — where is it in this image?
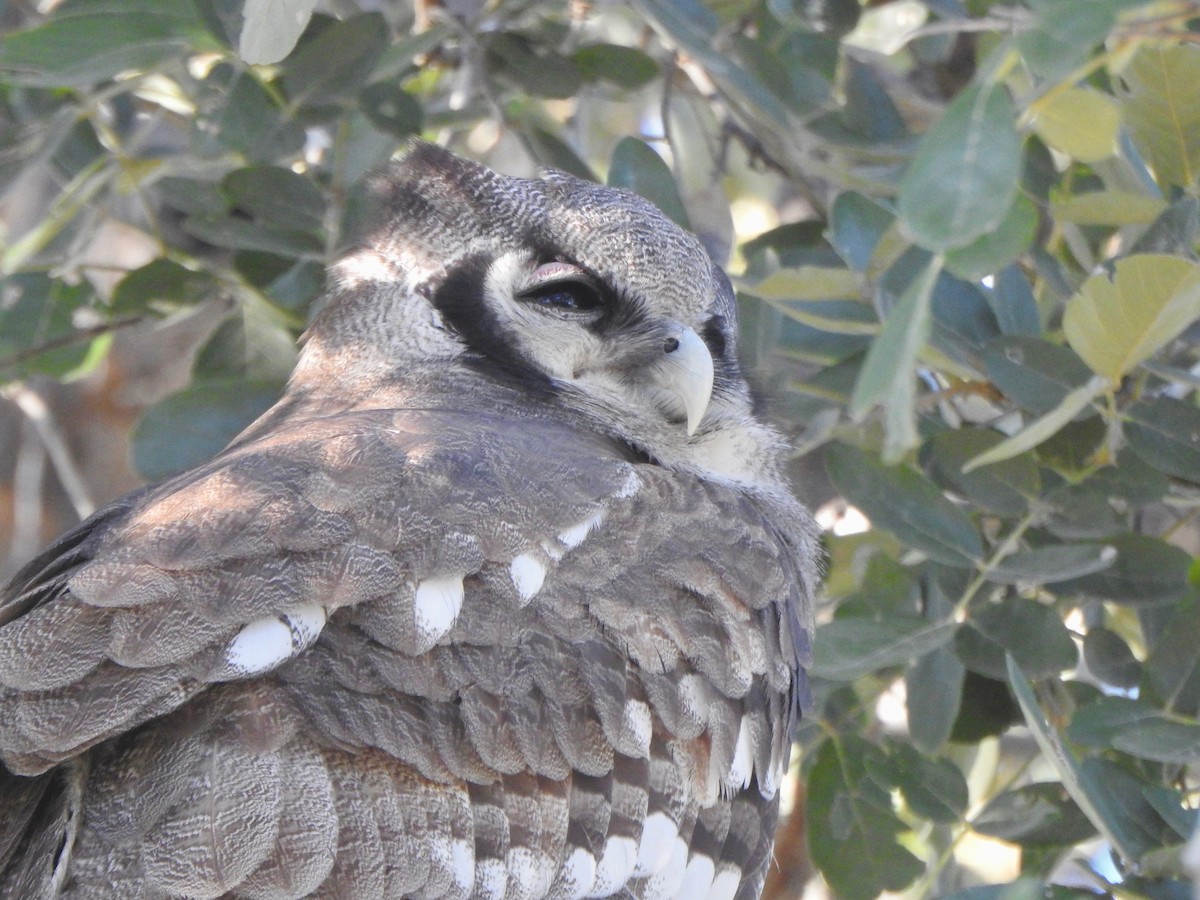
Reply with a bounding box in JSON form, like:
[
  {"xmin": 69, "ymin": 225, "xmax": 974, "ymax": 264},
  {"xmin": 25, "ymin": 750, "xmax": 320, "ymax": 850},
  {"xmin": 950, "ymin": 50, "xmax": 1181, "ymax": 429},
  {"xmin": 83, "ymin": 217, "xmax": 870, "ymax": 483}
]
[
  {"xmin": 522, "ymin": 261, "xmax": 600, "ymax": 294},
  {"xmin": 517, "ymin": 261, "xmax": 607, "ymax": 312}
]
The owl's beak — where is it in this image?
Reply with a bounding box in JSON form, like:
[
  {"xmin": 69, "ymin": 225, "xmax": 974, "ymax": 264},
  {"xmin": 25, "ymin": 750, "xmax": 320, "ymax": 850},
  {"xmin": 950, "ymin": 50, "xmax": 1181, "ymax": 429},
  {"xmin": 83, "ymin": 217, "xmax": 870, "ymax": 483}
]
[{"xmin": 655, "ymin": 326, "xmax": 714, "ymax": 436}]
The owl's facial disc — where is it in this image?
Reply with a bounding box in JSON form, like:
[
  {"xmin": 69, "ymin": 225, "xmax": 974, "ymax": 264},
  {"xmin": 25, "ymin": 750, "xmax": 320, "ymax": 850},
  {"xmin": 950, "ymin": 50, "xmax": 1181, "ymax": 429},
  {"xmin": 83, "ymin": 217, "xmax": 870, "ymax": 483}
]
[{"xmin": 491, "ymin": 257, "xmax": 716, "ymax": 434}]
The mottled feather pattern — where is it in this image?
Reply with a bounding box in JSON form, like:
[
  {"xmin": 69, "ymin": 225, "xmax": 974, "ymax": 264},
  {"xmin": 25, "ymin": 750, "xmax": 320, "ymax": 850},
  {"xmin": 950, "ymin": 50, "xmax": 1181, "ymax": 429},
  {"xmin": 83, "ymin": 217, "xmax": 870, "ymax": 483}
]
[{"xmin": 0, "ymin": 144, "xmax": 816, "ymax": 898}]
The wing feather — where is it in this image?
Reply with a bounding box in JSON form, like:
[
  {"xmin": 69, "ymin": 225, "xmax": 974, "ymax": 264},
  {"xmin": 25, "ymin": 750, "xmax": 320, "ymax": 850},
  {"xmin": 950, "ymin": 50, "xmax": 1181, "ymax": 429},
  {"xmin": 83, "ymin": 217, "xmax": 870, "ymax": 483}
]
[{"xmin": 0, "ymin": 404, "xmax": 813, "ymax": 897}]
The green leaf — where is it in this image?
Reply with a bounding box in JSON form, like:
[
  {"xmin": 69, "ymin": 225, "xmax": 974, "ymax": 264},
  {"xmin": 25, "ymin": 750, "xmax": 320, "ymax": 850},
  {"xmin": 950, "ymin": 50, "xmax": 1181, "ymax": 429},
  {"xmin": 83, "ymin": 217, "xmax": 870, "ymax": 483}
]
[
  {"xmin": 1030, "ymin": 87, "xmax": 1119, "ymax": 163},
  {"xmin": 739, "ymin": 267, "xmax": 861, "ymax": 302},
  {"xmin": 1008, "ymin": 658, "xmax": 1155, "ymax": 863},
  {"xmin": 1062, "ymin": 535, "xmax": 1193, "ymax": 606},
  {"xmin": 524, "ymin": 128, "xmax": 596, "ymax": 181},
  {"xmin": 181, "ymin": 215, "xmax": 323, "ymax": 258},
  {"xmin": 0, "ymin": 275, "xmax": 101, "ymax": 380},
  {"xmin": 944, "ymin": 194, "xmax": 1037, "ymax": 282},
  {"xmin": 869, "ymin": 743, "xmax": 968, "ymax": 822},
  {"xmin": 132, "ymin": 379, "xmax": 282, "ymax": 480},
  {"xmin": 358, "ymin": 82, "xmax": 423, "ymax": 138},
  {"xmin": 848, "ymin": 254, "xmax": 941, "ymax": 462},
  {"xmin": 1051, "ymin": 191, "xmax": 1167, "ymax": 226},
  {"xmin": 1147, "ymin": 597, "xmax": 1200, "ymax": 716},
  {"xmin": 973, "ymin": 783, "xmax": 1097, "ymax": 848},
  {"xmin": 573, "ymin": 43, "xmax": 659, "ymax": 88},
  {"xmin": 982, "ymin": 336, "xmax": 1093, "ymax": 415},
  {"xmin": 111, "ymin": 259, "xmax": 216, "ymax": 315},
  {"xmin": 238, "ymin": 0, "xmax": 318, "ymax": 64},
  {"xmin": 0, "ymin": 2, "xmax": 204, "ymax": 87},
  {"xmin": 1069, "ymin": 697, "xmax": 1200, "ymax": 764},
  {"xmin": 193, "ymin": 65, "xmax": 306, "ymax": 162},
  {"xmin": 1126, "ymin": 396, "xmax": 1200, "ymax": 485},
  {"xmin": 606, "ymin": 138, "xmax": 690, "ymax": 230},
  {"xmin": 221, "ymin": 166, "xmax": 326, "ymax": 233},
  {"xmin": 958, "ymin": 599, "xmax": 1077, "ymax": 680},
  {"xmin": 1082, "ymin": 628, "xmax": 1140, "ymax": 690},
  {"xmin": 811, "ymin": 616, "xmax": 957, "ymax": 681},
  {"xmin": 1017, "ymin": 0, "xmax": 1116, "ymax": 80},
  {"xmin": 280, "ymin": 13, "xmax": 388, "ymax": 108},
  {"xmin": 486, "ymin": 32, "xmax": 582, "ymax": 100},
  {"xmin": 193, "ymin": 306, "xmax": 297, "ymax": 383},
  {"xmin": 962, "ymin": 376, "xmax": 1107, "ymax": 472},
  {"xmin": 1119, "ymin": 43, "xmax": 1200, "ymax": 189},
  {"xmin": 906, "ymin": 646, "xmax": 965, "ymax": 754},
  {"xmin": 827, "ymin": 444, "xmax": 983, "ymax": 566},
  {"xmin": 986, "ymin": 543, "xmax": 1116, "ymax": 586},
  {"xmin": 988, "ymin": 266, "xmax": 1042, "ymax": 337},
  {"xmin": 898, "ymin": 83, "xmax": 1022, "ymax": 252},
  {"xmin": 829, "ymin": 191, "xmax": 895, "ymax": 273},
  {"xmin": 807, "ymin": 737, "xmax": 924, "ymax": 900},
  {"xmin": 926, "ymin": 429, "xmax": 1040, "ymax": 516},
  {"xmin": 1065, "ymin": 254, "xmax": 1200, "ymax": 384}
]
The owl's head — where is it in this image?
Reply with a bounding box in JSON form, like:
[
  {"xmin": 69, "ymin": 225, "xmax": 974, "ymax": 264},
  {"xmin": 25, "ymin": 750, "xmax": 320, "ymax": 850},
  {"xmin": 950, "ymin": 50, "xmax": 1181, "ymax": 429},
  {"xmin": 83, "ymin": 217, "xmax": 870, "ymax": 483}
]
[{"xmin": 296, "ymin": 143, "xmax": 785, "ymax": 487}]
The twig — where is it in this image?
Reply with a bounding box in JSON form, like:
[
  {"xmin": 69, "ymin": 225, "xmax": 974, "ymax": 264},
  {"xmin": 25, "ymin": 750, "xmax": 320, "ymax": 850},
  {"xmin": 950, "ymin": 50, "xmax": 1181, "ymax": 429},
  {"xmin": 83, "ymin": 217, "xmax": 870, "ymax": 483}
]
[
  {"xmin": 0, "ymin": 315, "xmax": 143, "ymax": 375},
  {"xmin": 4, "ymin": 383, "xmax": 95, "ymax": 519}
]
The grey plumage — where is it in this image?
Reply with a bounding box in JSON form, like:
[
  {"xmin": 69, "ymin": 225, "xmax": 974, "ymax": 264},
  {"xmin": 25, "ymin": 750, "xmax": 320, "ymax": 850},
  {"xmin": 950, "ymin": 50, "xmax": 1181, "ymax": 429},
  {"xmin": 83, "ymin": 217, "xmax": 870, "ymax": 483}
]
[{"xmin": 0, "ymin": 143, "xmax": 818, "ymax": 899}]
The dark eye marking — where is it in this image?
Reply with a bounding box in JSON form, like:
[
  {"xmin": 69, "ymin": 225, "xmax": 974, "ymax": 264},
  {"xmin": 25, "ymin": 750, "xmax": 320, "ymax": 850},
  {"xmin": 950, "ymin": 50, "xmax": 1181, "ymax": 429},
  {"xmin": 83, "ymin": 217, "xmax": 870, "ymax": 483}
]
[
  {"xmin": 519, "ymin": 280, "xmax": 605, "ymax": 312},
  {"xmin": 518, "ymin": 261, "xmax": 607, "ymax": 314},
  {"xmin": 702, "ymin": 315, "xmax": 728, "ymax": 356}
]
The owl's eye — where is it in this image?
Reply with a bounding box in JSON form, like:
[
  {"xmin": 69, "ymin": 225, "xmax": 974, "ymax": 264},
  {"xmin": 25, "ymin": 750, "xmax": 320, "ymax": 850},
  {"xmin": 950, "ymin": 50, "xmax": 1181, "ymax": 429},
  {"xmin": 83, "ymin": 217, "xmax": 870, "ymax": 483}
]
[
  {"xmin": 520, "ymin": 281, "xmax": 605, "ymax": 312},
  {"xmin": 518, "ymin": 261, "xmax": 606, "ymax": 314}
]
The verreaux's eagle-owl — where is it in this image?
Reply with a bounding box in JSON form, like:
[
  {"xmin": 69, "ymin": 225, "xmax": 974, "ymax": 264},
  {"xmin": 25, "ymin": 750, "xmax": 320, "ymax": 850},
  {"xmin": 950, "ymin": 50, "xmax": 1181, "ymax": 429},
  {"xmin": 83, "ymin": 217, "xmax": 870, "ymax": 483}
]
[{"xmin": 0, "ymin": 144, "xmax": 819, "ymax": 899}]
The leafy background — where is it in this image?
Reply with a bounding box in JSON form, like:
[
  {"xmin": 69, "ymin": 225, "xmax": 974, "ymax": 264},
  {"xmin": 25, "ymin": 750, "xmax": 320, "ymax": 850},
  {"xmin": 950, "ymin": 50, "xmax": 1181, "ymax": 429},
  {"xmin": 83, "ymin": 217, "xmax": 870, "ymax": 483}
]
[{"xmin": 2, "ymin": 0, "xmax": 1200, "ymax": 897}]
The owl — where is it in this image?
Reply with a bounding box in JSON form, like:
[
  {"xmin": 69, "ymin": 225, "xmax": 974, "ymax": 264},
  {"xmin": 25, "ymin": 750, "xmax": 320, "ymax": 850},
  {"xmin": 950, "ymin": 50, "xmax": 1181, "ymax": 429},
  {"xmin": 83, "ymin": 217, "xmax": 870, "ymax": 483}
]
[{"xmin": 0, "ymin": 143, "xmax": 819, "ymax": 899}]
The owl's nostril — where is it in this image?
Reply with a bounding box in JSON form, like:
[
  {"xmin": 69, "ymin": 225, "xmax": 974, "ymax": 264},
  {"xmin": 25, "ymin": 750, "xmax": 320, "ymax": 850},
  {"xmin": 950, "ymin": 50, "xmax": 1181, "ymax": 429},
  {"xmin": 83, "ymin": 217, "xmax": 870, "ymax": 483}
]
[{"xmin": 663, "ymin": 337, "xmax": 680, "ymax": 353}]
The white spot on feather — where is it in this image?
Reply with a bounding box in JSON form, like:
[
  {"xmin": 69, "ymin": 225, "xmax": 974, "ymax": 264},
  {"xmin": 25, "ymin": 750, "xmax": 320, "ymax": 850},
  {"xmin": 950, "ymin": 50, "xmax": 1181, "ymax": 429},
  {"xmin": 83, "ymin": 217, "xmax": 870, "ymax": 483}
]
[
  {"xmin": 507, "ymin": 846, "xmax": 552, "ymax": 897},
  {"xmin": 707, "ymin": 867, "xmax": 742, "ymax": 900},
  {"xmin": 558, "ymin": 510, "xmax": 606, "ymax": 549},
  {"xmin": 225, "ymin": 603, "xmax": 326, "ymax": 676},
  {"xmin": 413, "ymin": 575, "xmax": 464, "ymax": 643},
  {"xmin": 617, "ymin": 470, "xmax": 641, "ymax": 498},
  {"xmin": 450, "ymin": 839, "xmax": 474, "ymax": 893},
  {"xmin": 620, "ymin": 699, "xmax": 653, "ymax": 757},
  {"xmin": 558, "ymin": 847, "xmax": 598, "ymax": 899},
  {"xmin": 728, "ymin": 716, "xmax": 755, "ymax": 790},
  {"xmin": 675, "ymin": 853, "xmax": 715, "ymax": 900},
  {"xmin": 634, "ymin": 812, "xmax": 678, "ymax": 877},
  {"xmin": 510, "ymin": 554, "xmax": 546, "ymax": 603},
  {"xmin": 642, "ymin": 837, "xmax": 689, "ymax": 899},
  {"xmin": 474, "ymin": 859, "xmax": 507, "ymax": 899},
  {"xmin": 586, "ymin": 835, "xmax": 637, "ymax": 897}
]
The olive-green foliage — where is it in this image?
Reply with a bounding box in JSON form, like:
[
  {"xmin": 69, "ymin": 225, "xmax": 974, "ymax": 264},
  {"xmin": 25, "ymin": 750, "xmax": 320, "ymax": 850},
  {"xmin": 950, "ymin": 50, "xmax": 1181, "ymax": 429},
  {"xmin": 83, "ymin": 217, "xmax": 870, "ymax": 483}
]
[{"xmin": 2, "ymin": 1, "xmax": 1199, "ymax": 896}]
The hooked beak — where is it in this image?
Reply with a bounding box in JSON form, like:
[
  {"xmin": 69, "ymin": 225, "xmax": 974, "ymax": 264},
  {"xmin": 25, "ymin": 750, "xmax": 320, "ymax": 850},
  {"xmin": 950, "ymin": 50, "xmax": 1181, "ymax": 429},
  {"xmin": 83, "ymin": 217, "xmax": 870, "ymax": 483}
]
[{"xmin": 653, "ymin": 326, "xmax": 714, "ymax": 435}]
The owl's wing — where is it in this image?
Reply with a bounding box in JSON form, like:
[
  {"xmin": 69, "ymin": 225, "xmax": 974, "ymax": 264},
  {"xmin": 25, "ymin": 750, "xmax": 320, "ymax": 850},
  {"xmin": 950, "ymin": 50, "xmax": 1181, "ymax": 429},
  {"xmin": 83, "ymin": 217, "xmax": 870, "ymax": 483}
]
[{"xmin": 0, "ymin": 406, "xmax": 811, "ymax": 899}]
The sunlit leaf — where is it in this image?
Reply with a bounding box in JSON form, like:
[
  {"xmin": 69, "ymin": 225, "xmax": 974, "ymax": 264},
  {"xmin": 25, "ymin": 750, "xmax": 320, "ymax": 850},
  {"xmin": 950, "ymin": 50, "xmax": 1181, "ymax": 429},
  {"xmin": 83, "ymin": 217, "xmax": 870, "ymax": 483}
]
[
  {"xmin": 848, "ymin": 255, "xmax": 941, "ymax": 461},
  {"xmin": 739, "ymin": 267, "xmax": 861, "ymax": 301},
  {"xmin": 1119, "ymin": 42, "xmax": 1200, "ymax": 189},
  {"xmin": 1051, "ymin": 191, "xmax": 1167, "ymax": 226},
  {"xmin": 1063, "ymin": 254, "xmax": 1200, "ymax": 382},
  {"xmin": 239, "ymin": 0, "xmax": 318, "ymax": 65},
  {"xmin": 1031, "ymin": 87, "xmax": 1119, "ymax": 163},
  {"xmin": 962, "ymin": 376, "xmax": 1107, "ymax": 472}
]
